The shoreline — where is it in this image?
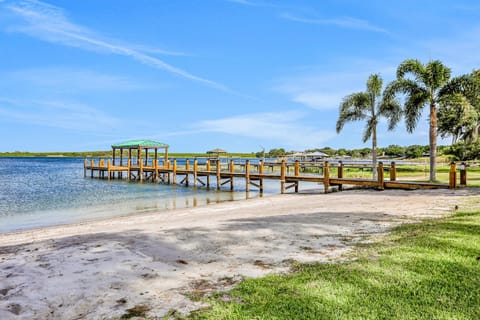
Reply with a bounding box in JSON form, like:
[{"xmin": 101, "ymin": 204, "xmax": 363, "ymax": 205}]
[{"xmin": 1, "ymin": 188, "xmax": 479, "ymax": 319}]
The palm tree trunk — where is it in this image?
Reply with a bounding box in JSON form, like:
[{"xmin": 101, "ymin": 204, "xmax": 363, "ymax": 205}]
[
  {"xmin": 429, "ymin": 103, "xmax": 437, "ymax": 182},
  {"xmin": 372, "ymin": 125, "xmax": 377, "ymax": 180}
]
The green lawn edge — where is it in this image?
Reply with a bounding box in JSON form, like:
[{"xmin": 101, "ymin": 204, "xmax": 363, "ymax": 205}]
[{"xmin": 183, "ymin": 211, "xmax": 480, "ymax": 320}]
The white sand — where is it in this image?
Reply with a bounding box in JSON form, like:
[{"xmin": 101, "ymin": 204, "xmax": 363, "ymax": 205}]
[{"xmin": 1, "ymin": 188, "xmax": 479, "ymax": 319}]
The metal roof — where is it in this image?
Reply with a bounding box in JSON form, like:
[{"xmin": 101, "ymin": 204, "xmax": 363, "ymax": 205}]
[
  {"xmin": 206, "ymin": 148, "xmax": 227, "ymax": 154},
  {"xmin": 111, "ymin": 139, "xmax": 169, "ymax": 149}
]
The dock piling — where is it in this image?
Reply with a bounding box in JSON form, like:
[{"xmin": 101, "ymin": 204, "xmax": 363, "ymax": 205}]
[
  {"xmin": 280, "ymin": 159, "xmax": 286, "ymax": 194},
  {"xmin": 377, "ymin": 162, "xmax": 384, "ymax": 190},
  {"xmin": 449, "ymin": 162, "xmax": 456, "ymax": 189},
  {"xmin": 323, "ymin": 161, "xmax": 330, "ymax": 193},
  {"xmin": 390, "ymin": 162, "xmax": 396, "ymax": 181},
  {"xmin": 245, "ymin": 160, "xmax": 250, "ymax": 192}
]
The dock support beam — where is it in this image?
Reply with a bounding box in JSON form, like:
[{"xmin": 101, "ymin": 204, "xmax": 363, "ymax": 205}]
[
  {"xmin": 206, "ymin": 160, "xmax": 211, "ymax": 188},
  {"xmin": 185, "ymin": 160, "xmax": 190, "ymax": 186},
  {"xmin": 216, "ymin": 159, "xmax": 221, "ymax": 190},
  {"xmin": 460, "ymin": 162, "xmax": 467, "ymax": 186},
  {"xmin": 245, "ymin": 160, "xmax": 250, "ymax": 192},
  {"xmin": 294, "ymin": 160, "xmax": 300, "ymax": 193},
  {"xmin": 259, "ymin": 160, "xmax": 264, "ymax": 193},
  {"xmin": 323, "ymin": 161, "xmax": 330, "ymax": 193},
  {"xmin": 173, "ymin": 160, "xmax": 177, "ymax": 184},
  {"xmin": 280, "ymin": 159, "xmax": 286, "ymax": 194},
  {"xmin": 230, "ymin": 160, "xmax": 235, "ymax": 190},
  {"xmin": 193, "ymin": 159, "xmax": 198, "ymax": 187},
  {"xmin": 377, "ymin": 162, "xmax": 384, "ymax": 190},
  {"xmin": 337, "ymin": 161, "xmax": 343, "ymax": 191},
  {"xmin": 449, "ymin": 162, "xmax": 456, "ymax": 189},
  {"xmin": 390, "ymin": 162, "xmax": 396, "ymax": 181}
]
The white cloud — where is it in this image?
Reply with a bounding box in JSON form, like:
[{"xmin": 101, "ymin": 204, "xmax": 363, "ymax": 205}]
[
  {"xmin": 196, "ymin": 112, "xmax": 335, "ymax": 149},
  {"xmin": 0, "ymin": 98, "xmax": 123, "ymax": 132},
  {"xmin": 130, "ymin": 45, "xmax": 190, "ymax": 57},
  {"xmin": 2, "ymin": 0, "xmax": 231, "ymax": 92},
  {"xmin": 7, "ymin": 67, "xmax": 145, "ymax": 92},
  {"xmin": 275, "ymin": 73, "xmax": 360, "ymax": 110},
  {"xmin": 280, "ymin": 13, "xmax": 390, "ymax": 34},
  {"xmin": 275, "ymin": 63, "xmax": 397, "ymax": 110}
]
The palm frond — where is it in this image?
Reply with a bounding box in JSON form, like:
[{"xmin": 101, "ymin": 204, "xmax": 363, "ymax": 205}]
[
  {"xmin": 397, "ymin": 59, "xmax": 424, "ymax": 81},
  {"xmin": 362, "ymin": 118, "xmax": 376, "ymax": 143},
  {"xmin": 425, "ymin": 60, "xmax": 451, "ymax": 89},
  {"xmin": 404, "ymin": 91, "xmax": 428, "ymax": 132},
  {"xmin": 379, "ymin": 99, "xmax": 402, "ymax": 130},
  {"xmin": 336, "ymin": 92, "xmax": 370, "ymax": 133},
  {"xmin": 366, "ymin": 74, "xmax": 382, "ymax": 98}
]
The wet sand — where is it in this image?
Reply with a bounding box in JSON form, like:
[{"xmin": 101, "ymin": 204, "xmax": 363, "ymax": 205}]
[{"xmin": 1, "ymin": 188, "xmax": 479, "ymax": 319}]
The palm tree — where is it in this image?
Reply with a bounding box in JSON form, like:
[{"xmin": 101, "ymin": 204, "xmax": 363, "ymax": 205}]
[
  {"xmin": 384, "ymin": 59, "xmax": 474, "ymax": 181},
  {"xmin": 336, "ymin": 74, "xmax": 401, "ymax": 179}
]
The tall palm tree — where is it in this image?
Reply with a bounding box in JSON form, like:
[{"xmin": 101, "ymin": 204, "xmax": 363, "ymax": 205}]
[
  {"xmin": 336, "ymin": 74, "xmax": 401, "ymax": 179},
  {"xmin": 385, "ymin": 59, "xmax": 474, "ymax": 181}
]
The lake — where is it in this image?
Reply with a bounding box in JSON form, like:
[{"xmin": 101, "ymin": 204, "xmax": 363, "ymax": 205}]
[{"xmin": 0, "ymin": 157, "xmax": 271, "ymax": 233}]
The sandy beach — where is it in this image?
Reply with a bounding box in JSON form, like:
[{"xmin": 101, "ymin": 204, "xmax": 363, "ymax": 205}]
[{"xmin": 1, "ymin": 188, "xmax": 479, "ymax": 319}]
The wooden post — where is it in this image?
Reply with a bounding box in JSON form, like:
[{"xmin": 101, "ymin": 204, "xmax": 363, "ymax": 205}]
[
  {"xmin": 460, "ymin": 162, "xmax": 467, "ymax": 186},
  {"xmin": 107, "ymin": 159, "xmax": 111, "ymax": 181},
  {"xmin": 245, "ymin": 160, "xmax": 250, "ymax": 192},
  {"xmin": 259, "ymin": 160, "xmax": 264, "ymax": 193},
  {"xmin": 154, "ymin": 159, "xmax": 158, "ymax": 181},
  {"xmin": 230, "ymin": 159, "xmax": 235, "ymax": 191},
  {"xmin": 216, "ymin": 159, "xmax": 221, "ymax": 190},
  {"xmin": 323, "ymin": 161, "xmax": 330, "ymax": 193},
  {"xmin": 377, "ymin": 162, "xmax": 384, "ymax": 190},
  {"xmin": 84, "ymin": 157, "xmax": 87, "ymax": 177},
  {"xmin": 127, "ymin": 159, "xmax": 131, "ymax": 180},
  {"xmin": 193, "ymin": 159, "xmax": 198, "ymax": 187},
  {"xmin": 137, "ymin": 147, "xmax": 141, "ymax": 167},
  {"xmin": 185, "ymin": 159, "xmax": 190, "ymax": 186},
  {"xmin": 139, "ymin": 156, "xmax": 143, "ymax": 182},
  {"xmin": 294, "ymin": 160, "xmax": 300, "ymax": 193},
  {"xmin": 449, "ymin": 162, "xmax": 456, "ymax": 189},
  {"xmin": 206, "ymin": 159, "xmax": 211, "ymax": 188},
  {"xmin": 390, "ymin": 162, "xmax": 396, "ymax": 181},
  {"xmin": 337, "ymin": 161, "xmax": 343, "ymax": 191},
  {"xmin": 280, "ymin": 159, "xmax": 286, "ymax": 194},
  {"xmin": 173, "ymin": 159, "xmax": 177, "ymax": 184},
  {"xmin": 119, "ymin": 148, "xmax": 123, "ymax": 179},
  {"xmin": 112, "ymin": 147, "xmax": 116, "ymax": 166}
]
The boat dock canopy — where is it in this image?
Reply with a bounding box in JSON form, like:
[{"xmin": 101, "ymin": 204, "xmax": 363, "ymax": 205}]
[{"xmin": 111, "ymin": 139, "xmax": 169, "ymax": 149}]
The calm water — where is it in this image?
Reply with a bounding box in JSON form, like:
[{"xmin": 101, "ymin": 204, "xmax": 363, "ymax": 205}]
[{"xmin": 0, "ymin": 157, "xmax": 278, "ymax": 233}]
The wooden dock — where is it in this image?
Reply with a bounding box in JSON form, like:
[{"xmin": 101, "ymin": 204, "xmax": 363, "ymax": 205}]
[{"xmin": 84, "ymin": 158, "xmax": 463, "ymax": 193}]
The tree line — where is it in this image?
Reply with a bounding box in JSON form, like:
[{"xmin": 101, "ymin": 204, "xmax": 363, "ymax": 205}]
[{"xmin": 336, "ymin": 59, "xmax": 480, "ymax": 182}]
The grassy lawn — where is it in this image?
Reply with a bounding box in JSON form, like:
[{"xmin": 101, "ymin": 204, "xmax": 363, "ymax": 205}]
[{"xmin": 187, "ymin": 211, "xmax": 480, "ymax": 320}]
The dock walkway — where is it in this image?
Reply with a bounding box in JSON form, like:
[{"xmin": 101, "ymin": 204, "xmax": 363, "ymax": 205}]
[{"xmin": 84, "ymin": 159, "xmax": 463, "ymax": 193}]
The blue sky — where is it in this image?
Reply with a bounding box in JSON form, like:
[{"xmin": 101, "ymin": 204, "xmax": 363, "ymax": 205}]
[{"xmin": 1, "ymin": 0, "xmax": 479, "ymax": 152}]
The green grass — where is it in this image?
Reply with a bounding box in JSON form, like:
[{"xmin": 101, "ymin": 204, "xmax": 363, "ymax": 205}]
[{"xmin": 188, "ymin": 211, "xmax": 480, "ymax": 320}]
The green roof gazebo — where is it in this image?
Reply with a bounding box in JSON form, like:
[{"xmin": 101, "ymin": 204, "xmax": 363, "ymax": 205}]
[
  {"xmin": 206, "ymin": 148, "xmax": 227, "ymax": 158},
  {"xmin": 111, "ymin": 139, "xmax": 169, "ymax": 167}
]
